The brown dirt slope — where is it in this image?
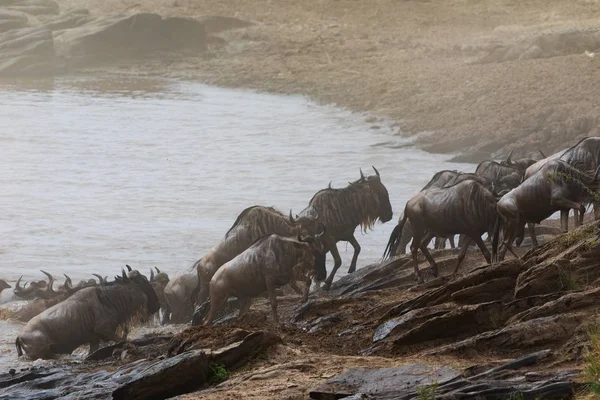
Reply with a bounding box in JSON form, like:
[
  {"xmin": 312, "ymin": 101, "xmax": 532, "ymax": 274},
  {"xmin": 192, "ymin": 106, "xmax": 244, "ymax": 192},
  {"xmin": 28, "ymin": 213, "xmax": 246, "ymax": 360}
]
[{"xmin": 60, "ymin": 0, "xmax": 600, "ymax": 161}]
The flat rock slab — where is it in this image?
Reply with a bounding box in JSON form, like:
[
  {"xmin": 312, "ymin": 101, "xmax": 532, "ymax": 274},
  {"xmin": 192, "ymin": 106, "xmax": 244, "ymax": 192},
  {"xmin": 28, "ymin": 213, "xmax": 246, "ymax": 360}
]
[
  {"xmin": 309, "ymin": 364, "xmax": 460, "ymax": 400},
  {"xmin": 54, "ymin": 13, "xmax": 207, "ymax": 67}
]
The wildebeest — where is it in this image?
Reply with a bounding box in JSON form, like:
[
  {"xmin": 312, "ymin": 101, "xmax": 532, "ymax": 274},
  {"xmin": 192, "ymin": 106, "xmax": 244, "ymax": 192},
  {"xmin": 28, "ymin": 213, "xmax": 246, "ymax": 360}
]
[
  {"xmin": 503, "ymin": 149, "xmax": 545, "ymax": 177},
  {"xmin": 300, "ymin": 167, "xmax": 393, "ymax": 290},
  {"xmin": 495, "ymin": 160, "xmax": 600, "ymax": 260},
  {"xmin": 560, "ymin": 137, "xmax": 600, "ymax": 222},
  {"xmin": 195, "ymin": 205, "xmax": 322, "ymax": 307},
  {"xmin": 384, "ymin": 180, "xmax": 501, "ymax": 283},
  {"xmin": 149, "ymin": 267, "xmax": 170, "ymax": 325},
  {"xmin": 15, "ymin": 269, "xmax": 159, "ymax": 360},
  {"xmin": 392, "ymin": 170, "xmax": 496, "ymax": 256},
  {"xmin": 163, "ymin": 271, "xmax": 198, "ymax": 324},
  {"xmin": 203, "ymin": 229, "xmax": 326, "ymax": 326}
]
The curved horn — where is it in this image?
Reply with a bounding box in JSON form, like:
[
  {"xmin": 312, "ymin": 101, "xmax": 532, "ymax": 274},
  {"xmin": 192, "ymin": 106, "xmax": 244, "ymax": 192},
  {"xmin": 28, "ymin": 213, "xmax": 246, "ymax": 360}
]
[
  {"xmin": 125, "ymin": 264, "xmax": 132, "ymax": 272},
  {"xmin": 328, "ymin": 181, "xmax": 332, "ymax": 189},
  {"xmin": 359, "ymin": 168, "xmax": 365, "ymax": 181},
  {"xmin": 40, "ymin": 270, "xmax": 55, "ymax": 294},
  {"xmin": 372, "ymin": 165, "xmax": 380, "ymax": 176},
  {"xmin": 505, "ymin": 149, "xmax": 514, "ymax": 164},
  {"xmin": 15, "ymin": 276, "xmax": 23, "ymax": 291},
  {"xmin": 316, "ymin": 223, "xmax": 326, "ymax": 238},
  {"xmin": 154, "ymin": 266, "xmax": 161, "ymax": 273},
  {"xmin": 92, "ymin": 274, "xmax": 105, "ymax": 284},
  {"xmin": 538, "ymin": 149, "xmax": 546, "ymax": 158},
  {"xmin": 121, "ymin": 269, "xmax": 128, "ymax": 282},
  {"xmin": 289, "ymin": 210, "xmax": 296, "ymax": 225},
  {"xmin": 63, "ymin": 274, "xmax": 72, "ymax": 289},
  {"xmin": 150, "ymin": 268, "xmax": 155, "ymax": 282}
]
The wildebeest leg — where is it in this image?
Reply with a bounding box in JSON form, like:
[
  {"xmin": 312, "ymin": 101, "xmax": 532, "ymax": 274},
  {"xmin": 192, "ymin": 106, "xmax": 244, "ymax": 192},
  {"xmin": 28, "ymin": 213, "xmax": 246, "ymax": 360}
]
[
  {"xmin": 288, "ymin": 277, "xmax": 304, "ymax": 296},
  {"xmin": 499, "ymin": 218, "xmax": 518, "ymax": 261},
  {"xmin": 347, "ymin": 235, "xmax": 361, "ymax": 274},
  {"xmin": 203, "ymin": 292, "xmax": 227, "ymax": 326},
  {"xmin": 410, "ymin": 238, "xmax": 423, "ymax": 283},
  {"xmin": 560, "ymin": 210, "xmax": 569, "ymax": 233},
  {"xmin": 473, "ymin": 236, "xmax": 491, "ymax": 264},
  {"xmin": 527, "ymin": 223, "xmax": 538, "ymax": 247},
  {"xmin": 453, "ymin": 237, "xmax": 472, "ymax": 275},
  {"xmin": 238, "ymin": 297, "xmax": 252, "ymax": 318},
  {"xmin": 89, "ymin": 340, "xmax": 99, "ymax": 355},
  {"xmin": 449, "ymin": 236, "xmax": 456, "ymax": 249},
  {"xmin": 265, "ymin": 277, "xmax": 279, "ymax": 323},
  {"xmin": 324, "ymin": 244, "xmax": 342, "ymax": 291},
  {"xmin": 576, "ymin": 206, "xmax": 585, "ymax": 227},
  {"xmin": 161, "ymin": 305, "xmax": 171, "ymax": 326},
  {"xmin": 434, "ymin": 237, "xmax": 445, "ymax": 250},
  {"xmin": 99, "ymin": 330, "xmax": 124, "ymax": 344},
  {"xmin": 418, "ymin": 242, "xmax": 439, "ymax": 278},
  {"xmin": 303, "ymin": 274, "xmax": 312, "ymax": 303}
]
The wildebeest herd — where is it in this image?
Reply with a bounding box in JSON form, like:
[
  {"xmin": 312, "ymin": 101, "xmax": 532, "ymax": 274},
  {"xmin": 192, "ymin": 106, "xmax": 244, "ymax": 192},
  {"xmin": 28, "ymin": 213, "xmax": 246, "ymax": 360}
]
[{"xmin": 5, "ymin": 136, "xmax": 600, "ymax": 360}]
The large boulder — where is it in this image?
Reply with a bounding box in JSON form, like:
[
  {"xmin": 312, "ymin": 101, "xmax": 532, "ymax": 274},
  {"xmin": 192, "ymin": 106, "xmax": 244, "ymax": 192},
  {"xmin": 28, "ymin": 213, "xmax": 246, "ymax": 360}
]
[
  {"xmin": 0, "ymin": 26, "xmax": 55, "ymax": 76},
  {"xmin": 0, "ymin": 9, "xmax": 27, "ymax": 32},
  {"xmin": 0, "ymin": 0, "xmax": 59, "ymax": 16},
  {"xmin": 54, "ymin": 13, "xmax": 206, "ymax": 67}
]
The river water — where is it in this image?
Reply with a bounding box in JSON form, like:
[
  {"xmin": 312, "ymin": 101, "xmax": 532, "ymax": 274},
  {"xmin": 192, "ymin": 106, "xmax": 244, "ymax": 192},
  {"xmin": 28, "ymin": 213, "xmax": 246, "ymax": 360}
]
[{"xmin": 0, "ymin": 76, "xmax": 474, "ymax": 370}]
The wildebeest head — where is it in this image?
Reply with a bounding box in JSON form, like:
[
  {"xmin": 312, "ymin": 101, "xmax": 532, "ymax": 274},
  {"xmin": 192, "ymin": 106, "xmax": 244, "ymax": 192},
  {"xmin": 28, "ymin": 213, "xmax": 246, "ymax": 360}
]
[
  {"xmin": 362, "ymin": 166, "xmax": 393, "ymax": 223},
  {"xmin": 502, "ymin": 149, "xmax": 541, "ymax": 177},
  {"xmin": 297, "ymin": 224, "xmax": 327, "ymax": 282},
  {"xmin": 494, "ymin": 171, "xmax": 522, "ymax": 193},
  {"xmin": 117, "ymin": 268, "xmax": 160, "ymax": 315},
  {"xmin": 291, "ymin": 207, "xmax": 324, "ymax": 238}
]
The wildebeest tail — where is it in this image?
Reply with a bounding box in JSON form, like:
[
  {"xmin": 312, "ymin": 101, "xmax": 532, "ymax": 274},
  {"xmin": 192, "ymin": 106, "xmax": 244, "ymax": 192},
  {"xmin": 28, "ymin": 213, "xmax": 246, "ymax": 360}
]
[
  {"xmin": 491, "ymin": 213, "xmax": 500, "ymax": 263},
  {"xmin": 188, "ymin": 257, "xmax": 202, "ymax": 272},
  {"xmin": 382, "ymin": 212, "xmax": 408, "ymax": 260},
  {"xmin": 314, "ymin": 251, "xmax": 327, "ymax": 282},
  {"xmin": 15, "ymin": 336, "xmax": 23, "ymax": 357}
]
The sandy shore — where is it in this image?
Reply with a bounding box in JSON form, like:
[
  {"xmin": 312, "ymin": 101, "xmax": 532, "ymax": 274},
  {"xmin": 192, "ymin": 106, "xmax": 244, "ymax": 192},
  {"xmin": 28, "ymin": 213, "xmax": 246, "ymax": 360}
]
[{"xmin": 56, "ymin": 0, "xmax": 600, "ymax": 162}]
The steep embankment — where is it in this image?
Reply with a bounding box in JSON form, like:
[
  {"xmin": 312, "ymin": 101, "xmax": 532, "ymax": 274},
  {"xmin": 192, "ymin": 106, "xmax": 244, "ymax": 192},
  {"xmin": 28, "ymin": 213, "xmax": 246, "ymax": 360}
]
[{"xmin": 2, "ymin": 0, "xmax": 600, "ymax": 161}]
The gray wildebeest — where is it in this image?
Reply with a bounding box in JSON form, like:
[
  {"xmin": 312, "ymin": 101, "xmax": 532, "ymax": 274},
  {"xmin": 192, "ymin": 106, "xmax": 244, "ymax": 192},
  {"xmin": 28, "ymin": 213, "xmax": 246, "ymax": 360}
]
[
  {"xmin": 195, "ymin": 205, "xmax": 322, "ymax": 307},
  {"xmin": 495, "ymin": 159, "xmax": 600, "ymax": 261},
  {"xmin": 163, "ymin": 271, "xmax": 198, "ymax": 324},
  {"xmin": 203, "ymin": 229, "xmax": 326, "ymax": 326},
  {"xmin": 15, "ymin": 269, "xmax": 159, "ymax": 360},
  {"xmin": 384, "ymin": 180, "xmax": 501, "ymax": 283},
  {"xmin": 149, "ymin": 267, "xmax": 170, "ymax": 325},
  {"xmin": 391, "ymin": 170, "xmax": 498, "ymax": 256},
  {"xmin": 300, "ymin": 166, "xmax": 393, "ymax": 290},
  {"xmin": 559, "ymin": 137, "xmax": 600, "ymax": 223}
]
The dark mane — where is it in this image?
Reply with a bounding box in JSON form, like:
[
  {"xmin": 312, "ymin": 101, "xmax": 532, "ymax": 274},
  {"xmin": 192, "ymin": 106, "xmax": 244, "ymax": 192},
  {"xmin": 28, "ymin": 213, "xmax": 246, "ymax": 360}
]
[
  {"xmin": 561, "ymin": 136, "xmax": 592, "ymax": 157},
  {"xmin": 308, "ymin": 178, "xmax": 366, "ymax": 204},
  {"xmin": 308, "ymin": 180, "xmax": 379, "ymax": 233},
  {"xmin": 225, "ymin": 205, "xmax": 283, "ymax": 238},
  {"xmin": 248, "ymin": 233, "xmax": 275, "ymax": 248},
  {"xmin": 421, "ymin": 170, "xmax": 458, "ymax": 191}
]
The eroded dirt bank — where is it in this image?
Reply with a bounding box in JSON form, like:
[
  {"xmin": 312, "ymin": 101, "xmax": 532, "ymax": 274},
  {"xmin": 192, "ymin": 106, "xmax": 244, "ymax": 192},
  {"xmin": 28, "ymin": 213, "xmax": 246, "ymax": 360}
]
[{"xmin": 52, "ymin": 0, "xmax": 600, "ymax": 161}]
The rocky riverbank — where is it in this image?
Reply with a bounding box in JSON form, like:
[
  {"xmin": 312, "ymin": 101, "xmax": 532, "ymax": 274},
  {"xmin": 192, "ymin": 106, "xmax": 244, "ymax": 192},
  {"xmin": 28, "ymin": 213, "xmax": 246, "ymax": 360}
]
[
  {"xmin": 2, "ymin": 0, "xmax": 600, "ymax": 161},
  {"xmin": 4, "ymin": 221, "xmax": 600, "ymax": 398}
]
